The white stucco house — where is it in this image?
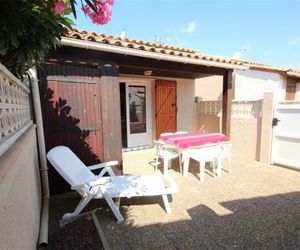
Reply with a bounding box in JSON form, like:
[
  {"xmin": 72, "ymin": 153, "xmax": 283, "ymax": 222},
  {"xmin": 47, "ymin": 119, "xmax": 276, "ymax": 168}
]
[
  {"xmin": 196, "ymin": 63, "xmax": 300, "ymax": 103},
  {"xmin": 196, "ymin": 61, "xmax": 300, "ymax": 166}
]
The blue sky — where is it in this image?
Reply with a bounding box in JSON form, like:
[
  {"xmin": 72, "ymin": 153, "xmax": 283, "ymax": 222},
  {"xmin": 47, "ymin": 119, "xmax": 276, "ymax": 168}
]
[{"xmin": 71, "ymin": 0, "xmax": 300, "ymax": 69}]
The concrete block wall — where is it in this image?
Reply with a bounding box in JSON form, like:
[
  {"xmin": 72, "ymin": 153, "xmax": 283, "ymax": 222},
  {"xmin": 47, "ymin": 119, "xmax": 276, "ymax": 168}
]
[
  {"xmin": 198, "ymin": 114, "xmax": 221, "ymax": 133},
  {"xmin": 230, "ymin": 117, "xmax": 262, "ymax": 160},
  {"xmin": 197, "ymin": 93, "xmax": 274, "ymax": 163}
]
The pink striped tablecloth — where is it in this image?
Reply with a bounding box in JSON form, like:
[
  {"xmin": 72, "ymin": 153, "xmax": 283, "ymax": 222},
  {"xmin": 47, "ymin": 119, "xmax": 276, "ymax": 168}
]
[{"xmin": 160, "ymin": 132, "xmax": 228, "ymax": 149}]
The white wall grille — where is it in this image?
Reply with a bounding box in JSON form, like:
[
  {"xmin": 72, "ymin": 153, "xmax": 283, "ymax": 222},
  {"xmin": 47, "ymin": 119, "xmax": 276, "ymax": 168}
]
[
  {"xmin": 231, "ymin": 100, "xmax": 262, "ymax": 118},
  {"xmin": 0, "ymin": 63, "xmax": 32, "ymax": 156},
  {"xmin": 198, "ymin": 100, "xmax": 262, "ymax": 118},
  {"xmin": 198, "ymin": 101, "xmax": 222, "ymax": 116}
]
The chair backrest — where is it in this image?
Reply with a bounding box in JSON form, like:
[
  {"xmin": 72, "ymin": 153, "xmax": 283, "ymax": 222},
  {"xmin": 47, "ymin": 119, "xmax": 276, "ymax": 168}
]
[
  {"xmin": 47, "ymin": 146, "xmax": 95, "ymax": 187},
  {"xmin": 160, "ymin": 132, "xmax": 173, "ymax": 137},
  {"xmin": 220, "ymin": 143, "xmax": 232, "ymax": 158},
  {"xmin": 175, "ymin": 131, "xmax": 188, "ymax": 134}
]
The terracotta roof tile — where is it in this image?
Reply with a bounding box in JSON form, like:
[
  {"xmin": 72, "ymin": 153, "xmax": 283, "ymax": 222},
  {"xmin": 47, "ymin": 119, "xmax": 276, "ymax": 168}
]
[
  {"xmin": 66, "ymin": 28, "xmax": 201, "ymax": 56},
  {"xmin": 64, "ymin": 29, "xmax": 298, "ymax": 74},
  {"xmin": 287, "ymin": 69, "xmax": 300, "ymax": 78},
  {"xmin": 65, "ymin": 29, "xmax": 249, "ymax": 66}
]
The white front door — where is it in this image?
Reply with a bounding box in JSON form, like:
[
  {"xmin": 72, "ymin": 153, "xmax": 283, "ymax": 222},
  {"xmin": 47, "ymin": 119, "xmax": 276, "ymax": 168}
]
[{"xmin": 125, "ymin": 80, "xmax": 152, "ymax": 148}]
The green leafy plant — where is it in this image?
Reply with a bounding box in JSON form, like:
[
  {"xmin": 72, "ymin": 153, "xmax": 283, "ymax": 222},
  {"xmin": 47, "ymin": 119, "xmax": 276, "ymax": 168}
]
[{"xmin": 0, "ymin": 0, "xmax": 113, "ymax": 78}]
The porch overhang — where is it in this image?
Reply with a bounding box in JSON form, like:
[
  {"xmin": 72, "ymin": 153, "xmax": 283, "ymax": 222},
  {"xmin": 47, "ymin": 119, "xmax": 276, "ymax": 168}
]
[
  {"xmin": 61, "ymin": 37, "xmax": 249, "ymax": 71},
  {"xmin": 287, "ymin": 70, "xmax": 300, "ymax": 79}
]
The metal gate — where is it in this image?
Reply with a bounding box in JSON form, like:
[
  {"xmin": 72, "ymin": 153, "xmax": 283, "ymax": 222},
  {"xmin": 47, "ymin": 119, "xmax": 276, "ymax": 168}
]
[{"xmin": 271, "ymin": 103, "xmax": 300, "ymax": 169}]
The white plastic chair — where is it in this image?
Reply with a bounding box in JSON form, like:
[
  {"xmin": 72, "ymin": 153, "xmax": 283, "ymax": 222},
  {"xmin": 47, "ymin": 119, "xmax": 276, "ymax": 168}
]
[
  {"xmin": 47, "ymin": 146, "xmax": 178, "ymax": 224},
  {"xmin": 160, "ymin": 132, "xmax": 174, "ymax": 136},
  {"xmin": 218, "ymin": 142, "xmax": 232, "ymax": 173},
  {"xmin": 153, "ymin": 140, "xmax": 182, "ymax": 174},
  {"xmin": 183, "ymin": 144, "xmax": 221, "ymax": 182},
  {"xmin": 183, "ymin": 142, "xmax": 232, "ymax": 182}
]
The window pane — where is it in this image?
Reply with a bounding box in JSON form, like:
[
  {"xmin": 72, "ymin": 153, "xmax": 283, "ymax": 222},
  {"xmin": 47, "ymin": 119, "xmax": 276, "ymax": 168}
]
[{"xmin": 128, "ymin": 85, "xmax": 146, "ymax": 134}]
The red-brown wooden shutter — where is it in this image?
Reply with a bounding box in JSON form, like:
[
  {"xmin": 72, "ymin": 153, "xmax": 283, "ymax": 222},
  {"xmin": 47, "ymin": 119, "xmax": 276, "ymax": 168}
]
[{"xmin": 155, "ymin": 80, "xmax": 177, "ymax": 138}]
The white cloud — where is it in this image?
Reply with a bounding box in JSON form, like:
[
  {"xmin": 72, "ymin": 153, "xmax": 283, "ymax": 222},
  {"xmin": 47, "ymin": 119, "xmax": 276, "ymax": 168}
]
[
  {"xmin": 232, "ymin": 44, "xmax": 252, "ymax": 59},
  {"xmin": 288, "ymin": 37, "xmax": 300, "ymax": 45},
  {"xmin": 179, "ymin": 21, "xmax": 196, "ymax": 33},
  {"xmin": 120, "ymin": 30, "xmax": 126, "ymax": 39},
  {"xmin": 232, "ymin": 52, "xmax": 242, "ymax": 59}
]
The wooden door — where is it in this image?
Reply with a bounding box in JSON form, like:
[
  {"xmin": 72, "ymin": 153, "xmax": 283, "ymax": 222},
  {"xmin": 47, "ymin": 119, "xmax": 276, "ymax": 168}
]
[
  {"xmin": 155, "ymin": 80, "xmax": 177, "ymax": 138},
  {"xmin": 39, "ymin": 63, "xmax": 104, "ymax": 194}
]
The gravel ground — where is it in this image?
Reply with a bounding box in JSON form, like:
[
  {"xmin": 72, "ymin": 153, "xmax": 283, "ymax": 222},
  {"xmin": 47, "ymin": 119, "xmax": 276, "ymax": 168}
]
[
  {"xmin": 47, "ymin": 150, "xmax": 300, "ymax": 249},
  {"xmin": 47, "ymin": 214, "xmax": 103, "ymax": 250}
]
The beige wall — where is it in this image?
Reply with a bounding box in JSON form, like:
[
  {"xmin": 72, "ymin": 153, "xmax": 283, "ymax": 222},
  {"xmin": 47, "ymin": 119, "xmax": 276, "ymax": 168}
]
[
  {"xmin": 0, "ymin": 126, "xmax": 41, "ymax": 249},
  {"xmin": 198, "ymin": 114, "xmax": 221, "ymax": 133},
  {"xmin": 230, "ymin": 117, "xmax": 262, "ymax": 160},
  {"xmin": 177, "ymin": 79, "xmax": 199, "ymax": 132},
  {"xmin": 195, "ymin": 75, "xmax": 223, "ymax": 133},
  {"xmin": 197, "ymin": 112, "xmax": 262, "ymax": 160},
  {"xmin": 195, "ymin": 75, "xmax": 223, "ymax": 101}
]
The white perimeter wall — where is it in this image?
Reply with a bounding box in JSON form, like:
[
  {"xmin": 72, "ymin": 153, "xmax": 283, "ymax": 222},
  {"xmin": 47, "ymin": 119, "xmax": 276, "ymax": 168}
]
[
  {"xmin": 234, "ymin": 69, "xmax": 286, "ymax": 101},
  {"xmin": 0, "ymin": 126, "xmax": 41, "ymax": 249}
]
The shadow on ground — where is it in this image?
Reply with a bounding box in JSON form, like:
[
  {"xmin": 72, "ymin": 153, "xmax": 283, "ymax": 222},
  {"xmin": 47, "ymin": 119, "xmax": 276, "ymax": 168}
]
[{"xmin": 47, "ymin": 190, "xmax": 300, "ymax": 250}]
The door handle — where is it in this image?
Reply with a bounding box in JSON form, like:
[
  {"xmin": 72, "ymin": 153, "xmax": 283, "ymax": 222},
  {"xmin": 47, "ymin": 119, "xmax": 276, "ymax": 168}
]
[{"xmin": 272, "ymin": 118, "xmax": 280, "ymax": 126}]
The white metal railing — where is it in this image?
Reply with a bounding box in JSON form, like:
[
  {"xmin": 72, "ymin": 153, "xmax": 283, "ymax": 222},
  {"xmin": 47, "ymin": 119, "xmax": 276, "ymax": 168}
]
[
  {"xmin": 0, "ymin": 63, "xmax": 32, "ymax": 157},
  {"xmin": 198, "ymin": 100, "xmax": 262, "ymax": 118}
]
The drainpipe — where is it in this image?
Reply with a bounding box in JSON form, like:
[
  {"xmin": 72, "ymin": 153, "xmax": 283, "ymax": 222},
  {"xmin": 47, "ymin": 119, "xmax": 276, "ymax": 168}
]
[{"xmin": 29, "ymin": 68, "xmax": 50, "ymax": 247}]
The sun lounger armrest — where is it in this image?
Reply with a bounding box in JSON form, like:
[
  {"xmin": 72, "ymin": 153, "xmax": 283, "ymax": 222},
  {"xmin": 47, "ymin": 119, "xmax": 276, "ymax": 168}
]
[
  {"xmin": 87, "ymin": 161, "xmax": 119, "ymax": 171},
  {"xmin": 71, "ymin": 177, "xmax": 110, "ymax": 190},
  {"xmin": 98, "ymin": 166, "xmax": 116, "ymax": 177},
  {"xmin": 88, "ymin": 161, "xmax": 117, "ymax": 177},
  {"xmin": 71, "ymin": 182, "xmax": 90, "ymax": 190}
]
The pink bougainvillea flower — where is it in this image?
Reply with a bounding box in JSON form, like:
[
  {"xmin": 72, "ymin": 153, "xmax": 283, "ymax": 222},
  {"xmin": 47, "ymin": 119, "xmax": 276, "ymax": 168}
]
[
  {"xmin": 106, "ymin": 0, "xmax": 114, "ymax": 5},
  {"xmin": 82, "ymin": 0, "xmax": 114, "ymax": 25},
  {"xmin": 54, "ymin": 1, "xmax": 67, "ymax": 15},
  {"xmin": 99, "ymin": 0, "xmax": 114, "ymax": 4}
]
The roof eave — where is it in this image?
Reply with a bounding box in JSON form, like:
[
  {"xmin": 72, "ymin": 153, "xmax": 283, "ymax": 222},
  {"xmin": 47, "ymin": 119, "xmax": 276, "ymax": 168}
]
[
  {"xmin": 61, "ymin": 37, "xmax": 249, "ymax": 71},
  {"xmin": 245, "ymin": 64, "xmax": 287, "ymax": 74},
  {"xmin": 287, "ymin": 71, "xmax": 300, "ymax": 78}
]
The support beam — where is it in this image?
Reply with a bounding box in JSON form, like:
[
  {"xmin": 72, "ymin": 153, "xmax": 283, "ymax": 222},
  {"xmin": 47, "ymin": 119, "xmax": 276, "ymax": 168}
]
[
  {"xmin": 100, "ymin": 64, "xmax": 123, "ymax": 173},
  {"xmin": 48, "ymin": 46, "xmax": 227, "ymax": 78},
  {"xmin": 222, "ymin": 69, "xmax": 233, "ymax": 138}
]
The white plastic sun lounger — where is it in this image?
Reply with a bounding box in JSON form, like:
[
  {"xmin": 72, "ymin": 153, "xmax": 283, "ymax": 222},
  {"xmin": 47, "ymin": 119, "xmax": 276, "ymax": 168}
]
[{"xmin": 47, "ymin": 146, "xmax": 178, "ymax": 224}]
